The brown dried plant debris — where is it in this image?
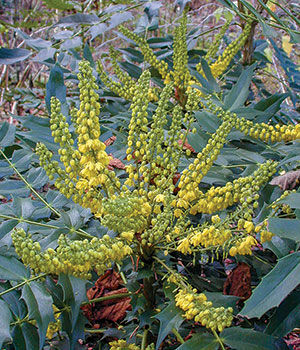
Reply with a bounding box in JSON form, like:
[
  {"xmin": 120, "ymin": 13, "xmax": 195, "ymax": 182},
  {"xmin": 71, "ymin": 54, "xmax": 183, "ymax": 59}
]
[
  {"xmin": 81, "ymin": 270, "xmax": 131, "ymax": 326},
  {"xmin": 270, "ymin": 170, "xmax": 300, "ymax": 190},
  {"xmin": 223, "ymin": 262, "xmax": 252, "ymax": 300}
]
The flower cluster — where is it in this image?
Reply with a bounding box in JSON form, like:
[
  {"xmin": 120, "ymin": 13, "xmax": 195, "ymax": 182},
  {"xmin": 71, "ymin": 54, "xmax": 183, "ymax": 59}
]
[
  {"xmin": 101, "ymin": 195, "xmax": 151, "ymax": 233},
  {"xmin": 109, "ymin": 340, "xmax": 140, "ymax": 350},
  {"xmin": 46, "ymin": 305, "xmax": 61, "ymax": 339},
  {"xmin": 190, "ymin": 160, "xmax": 277, "ymax": 215},
  {"xmin": 205, "ymin": 22, "xmax": 252, "ymax": 78},
  {"xmin": 119, "ymin": 25, "xmax": 169, "ymax": 80},
  {"xmin": 209, "ymin": 101, "xmax": 300, "ymax": 142},
  {"xmin": 175, "ymin": 288, "xmax": 233, "ymax": 332},
  {"xmin": 173, "ymin": 12, "xmax": 191, "ymax": 89},
  {"xmin": 12, "ymin": 228, "xmax": 132, "ymax": 279}
]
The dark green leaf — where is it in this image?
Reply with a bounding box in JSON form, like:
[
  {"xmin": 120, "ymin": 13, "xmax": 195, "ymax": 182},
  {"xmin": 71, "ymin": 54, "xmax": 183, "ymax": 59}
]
[
  {"xmin": 155, "ymin": 301, "xmax": 184, "ymax": 350},
  {"xmin": 224, "ymin": 64, "xmax": 256, "ymax": 110},
  {"xmin": 240, "ymin": 252, "xmax": 300, "ymax": 318},
  {"xmin": 12, "ymin": 323, "xmax": 39, "ymax": 350},
  {"xmin": 22, "ymin": 281, "xmax": 54, "ymax": 349},
  {"xmin": 0, "ymin": 122, "xmax": 16, "ymax": 147},
  {"xmin": 0, "ymin": 299, "xmax": 12, "ymax": 348},
  {"xmin": 176, "ymin": 333, "xmax": 218, "ymax": 350},
  {"xmin": 0, "ymin": 48, "xmax": 31, "ymax": 64},
  {"xmin": 268, "ymin": 218, "xmax": 300, "ymax": 242},
  {"xmin": 0, "ymin": 180, "xmax": 30, "ymax": 198},
  {"xmin": 221, "ymin": 327, "xmax": 279, "ymax": 350},
  {"xmin": 0, "ymin": 255, "xmax": 29, "ymax": 281},
  {"xmin": 265, "ymin": 289, "xmax": 300, "ymax": 337},
  {"xmin": 45, "ymin": 63, "xmax": 67, "ymax": 112},
  {"xmin": 56, "ymin": 14, "xmax": 100, "ymax": 26},
  {"xmin": 278, "ymin": 193, "xmax": 300, "ymax": 209}
]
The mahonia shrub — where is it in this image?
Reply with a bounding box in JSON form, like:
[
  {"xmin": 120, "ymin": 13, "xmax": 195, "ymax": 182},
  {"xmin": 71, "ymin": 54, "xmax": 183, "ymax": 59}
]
[{"xmin": 6, "ymin": 8, "xmax": 300, "ymax": 350}]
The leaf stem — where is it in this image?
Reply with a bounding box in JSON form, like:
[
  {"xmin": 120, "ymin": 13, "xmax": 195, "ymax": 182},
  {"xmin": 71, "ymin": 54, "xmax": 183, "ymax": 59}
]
[
  {"xmin": 141, "ymin": 328, "xmax": 148, "ymax": 350},
  {"xmin": 0, "ymin": 273, "xmax": 47, "ymax": 297},
  {"xmin": 172, "ymin": 327, "xmax": 184, "ymax": 344},
  {"xmin": 81, "ymin": 292, "xmax": 132, "ymax": 305},
  {"xmin": 212, "ymin": 330, "xmax": 226, "ymax": 350}
]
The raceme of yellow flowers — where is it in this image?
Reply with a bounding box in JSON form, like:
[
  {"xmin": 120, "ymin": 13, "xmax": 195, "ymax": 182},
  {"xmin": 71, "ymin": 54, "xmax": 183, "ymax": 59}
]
[{"xmin": 11, "ymin": 13, "xmax": 300, "ymax": 337}]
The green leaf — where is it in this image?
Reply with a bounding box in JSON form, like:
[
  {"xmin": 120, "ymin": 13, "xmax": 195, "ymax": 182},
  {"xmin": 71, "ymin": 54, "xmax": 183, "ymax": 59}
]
[
  {"xmin": 224, "ymin": 64, "xmax": 256, "ymax": 110},
  {"xmin": 0, "ymin": 299, "xmax": 12, "ymax": 348},
  {"xmin": 278, "ymin": 193, "xmax": 300, "ymax": 209},
  {"xmin": 268, "ymin": 218, "xmax": 300, "ymax": 242},
  {"xmin": 56, "ymin": 14, "xmax": 99, "ymax": 26},
  {"xmin": 176, "ymin": 333, "xmax": 218, "ymax": 350},
  {"xmin": 22, "ymin": 281, "xmax": 54, "ymax": 349},
  {"xmin": 12, "ymin": 323, "xmax": 39, "ymax": 350},
  {"xmin": 45, "ymin": 63, "xmax": 67, "ymax": 113},
  {"xmin": 0, "ymin": 180, "xmax": 30, "ymax": 198},
  {"xmin": 221, "ymin": 327, "xmax": 279, "ymax": 350},
  {"xmin": 240, "ymin": 252, "xmax": 300, "ymax": 319},
  {"xmin": 155, "ymin": 301, "xmax": 184, "ymax": 350},
  {"xmin": 0, "ymin": 255, "xmax": 29, "ymax": 281},
  {"xmin": 0, "ymin": 122, "xmax": 16, "ymax": 147},
  {"xmin": 265, "ymin": 289, "xmax": 300, "ymax": 337},
  {"xmin": 58, "ymin": 274, "xmax": 88, "ymax": 348},
  {"xmin": 0, "ymin": 48, "xmax": 31, "ymax": 64}
]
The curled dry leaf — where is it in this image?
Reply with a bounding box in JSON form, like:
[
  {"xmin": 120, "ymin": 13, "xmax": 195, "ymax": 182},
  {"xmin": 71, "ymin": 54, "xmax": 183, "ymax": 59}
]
[
  {"xmin": 81, "ymin": 270, "xmax": 131, "ymax": 325},
  {"xmin": 270, "ymin": 170, "xmax": 300, "ymax": 190}
]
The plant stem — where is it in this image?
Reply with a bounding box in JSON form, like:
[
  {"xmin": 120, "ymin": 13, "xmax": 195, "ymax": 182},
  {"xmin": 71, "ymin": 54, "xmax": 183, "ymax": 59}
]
[
  {"xmin": 212, "ymin": 330, "xmax": 226, "ymax": 350},
  {"xmin": 81, "ymin": 292, "xmax": 132, "ymax": 305},
  {"xmin": 141, "ymin": 328, "xmax": 148, "ymax": 350},
  {"xmin": 84, "ymin": 328, "xmax": 106, "ymax": 333},
  {"xmin": 0, "ymin": 273, "xmax": 47, "ymax": 297},
  {"xmin": 172, "ymin": 327, "xmax": 184, "ymax": 344}
]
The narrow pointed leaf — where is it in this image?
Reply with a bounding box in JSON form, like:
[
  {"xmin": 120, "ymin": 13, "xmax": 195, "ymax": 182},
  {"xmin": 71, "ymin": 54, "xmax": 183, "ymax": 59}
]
[
  {"xmin": 0, "ymin": 48, "xmax": 31, "ymax": 64},
  {"xmin": 224, "ymin": 64, "xmax": 256, "ymax": 110}
]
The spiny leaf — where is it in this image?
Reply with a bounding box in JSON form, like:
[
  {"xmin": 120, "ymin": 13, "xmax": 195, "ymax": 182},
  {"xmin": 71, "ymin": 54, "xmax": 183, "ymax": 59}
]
[
  {"xmin": 155, "ymin": 301, "xmax": 184, "ymax": 350},
  {"xmin": 240, "ymin": 252, "xmax": 300, "ymax": 319}
]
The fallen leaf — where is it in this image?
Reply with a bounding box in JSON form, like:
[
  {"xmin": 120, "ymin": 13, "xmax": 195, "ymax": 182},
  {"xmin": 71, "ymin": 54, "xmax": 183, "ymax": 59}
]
[
  {"xmin": 104, "ymin": 135, "xmax": 116, "ymax": 146},
  {"xmin": 223, "ymin": 262, "xmax": 251, "ymax": 300},
  {"xmin": 108, "ymin": 155, "xmax": 125, "ymax": 170},
  {"xmin": 81, "ymin": 270, "xmax": 131, "ymax": 325},
  {"xmin": 270, "ymin": 170, "xmax": 300, "ymax": 190}
]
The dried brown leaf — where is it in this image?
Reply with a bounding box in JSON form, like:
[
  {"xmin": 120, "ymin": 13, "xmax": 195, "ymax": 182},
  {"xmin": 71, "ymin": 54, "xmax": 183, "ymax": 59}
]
[{"xmin": 270, "ymin": 170, "xmax": 300, "ymax": 190}]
